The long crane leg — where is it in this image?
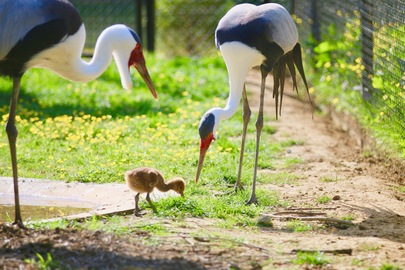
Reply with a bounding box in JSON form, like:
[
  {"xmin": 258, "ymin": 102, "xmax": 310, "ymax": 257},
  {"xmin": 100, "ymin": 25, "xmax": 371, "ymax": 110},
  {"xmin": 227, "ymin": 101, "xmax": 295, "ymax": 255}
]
[
  {"xmin": 6, "ymin": 77, "xmax": 23, "ymax": 227},
  {"xmin": 234, "ymin": 84, "xmax": 251, "ymax": 192},
  {"xmin": 247, "ymin": 68, "xmax": 267, "ymax": 205}
]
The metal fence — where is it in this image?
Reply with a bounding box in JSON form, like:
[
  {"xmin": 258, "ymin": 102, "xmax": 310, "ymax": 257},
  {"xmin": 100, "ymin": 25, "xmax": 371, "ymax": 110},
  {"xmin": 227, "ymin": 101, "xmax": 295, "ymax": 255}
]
[
  {"xmin": 293, "ymin": 0, "xmax": 405, "ymax": 141},
  {"xmin": 69, "ymin": 0, "xmax": 234, "ymax": 56},
  {"xmin": 71, "ymin": 0, "xmax": 404, "ymax": 140}
]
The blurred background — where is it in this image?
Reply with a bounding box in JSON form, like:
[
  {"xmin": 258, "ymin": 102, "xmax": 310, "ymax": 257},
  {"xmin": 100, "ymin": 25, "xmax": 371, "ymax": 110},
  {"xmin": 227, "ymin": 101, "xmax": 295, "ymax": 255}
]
[{"xmin": 70, "ymin": 0, "xmax": 404, "ymax": 156}]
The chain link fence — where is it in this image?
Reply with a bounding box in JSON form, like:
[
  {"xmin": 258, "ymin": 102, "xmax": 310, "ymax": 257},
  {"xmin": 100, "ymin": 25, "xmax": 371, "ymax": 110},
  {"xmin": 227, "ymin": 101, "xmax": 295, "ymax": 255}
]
[
  {"xmin": 70, "ymin": 0, "xmax": 234, "ymax": 56},
  {"xmin": 294, "ymin": 0, "xmax": 404, "ymax": 145},
  {"xmin": 69, "ymin": 0, "xmax": 138, "ymax": 54},
  {"xmin": 71, "ymin": 0, "xmax": 404, "ymax": 147}
]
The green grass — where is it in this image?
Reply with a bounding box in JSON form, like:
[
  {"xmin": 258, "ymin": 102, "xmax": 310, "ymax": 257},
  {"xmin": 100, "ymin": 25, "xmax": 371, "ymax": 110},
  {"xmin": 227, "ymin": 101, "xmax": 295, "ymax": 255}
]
[
  {"xmin": 286, "ymin": 220, "xmax": 312, "ymax": 232},
  {"xmin": 379, "ymin": 264, "xmax": 403, "ymax": 270},
  {"xmin": 320, "ymin": 175, "xmax": 340, "ymax": 183},
  {"xmin": 24, "ymin": 253, "xmax": 60, "ymax": 270},
  {"xmin": 292, "ymin": 251, "xmax": 330, "ymax": 266},
  {"xmin": 1, "ymin": 54, "xmax": 298, "ymax": 227},
  {"xmin": 305, "ymin": 16, "xmax": 405, "ymax": 159},
  {"xmin": 341, "ymin": 214, "xmax": 356, "ymax": 221},
  {"xmin": 359, "ymin": 243, "xmax": 381, "ymax": 252},
  {"xmin": 259, "ymin": 172, "xmax": 300, "ymax": 186},
  {"xmin": 317, "ymin": 195, "xmax": 331, "ymax": 204}
]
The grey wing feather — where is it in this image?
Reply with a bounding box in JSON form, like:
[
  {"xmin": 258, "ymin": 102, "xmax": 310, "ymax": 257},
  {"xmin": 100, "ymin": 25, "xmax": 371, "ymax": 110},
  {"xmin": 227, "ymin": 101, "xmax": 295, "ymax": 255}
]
[{"xmin": 0, "ymin": 0, "xmax": 59, "ymax": 59}]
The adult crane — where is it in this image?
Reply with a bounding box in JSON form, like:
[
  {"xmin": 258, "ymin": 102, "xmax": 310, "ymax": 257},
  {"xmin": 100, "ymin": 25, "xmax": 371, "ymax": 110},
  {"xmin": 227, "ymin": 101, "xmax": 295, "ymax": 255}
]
[
  {"xmin": 0, "ymin": 0, "xmax": 157, "ymax": 227},
  {"xmin": 195, "ymin": 3, "xmax": 311, "ymax": 204}
]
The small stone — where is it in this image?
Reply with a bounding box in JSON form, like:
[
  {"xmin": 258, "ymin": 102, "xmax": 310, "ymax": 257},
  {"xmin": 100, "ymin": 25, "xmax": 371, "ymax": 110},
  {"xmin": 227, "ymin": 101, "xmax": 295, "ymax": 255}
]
[
  {"xmin": 332, "ymin": 195, "xmax": 341, "ymax": 200},
  {"xmin": 258, "ymin": 215, "xmax": 273, "ymax": 227},
  {"xmin": 358, "ymin": 224, "xmax": 367, "ymax": 230}
]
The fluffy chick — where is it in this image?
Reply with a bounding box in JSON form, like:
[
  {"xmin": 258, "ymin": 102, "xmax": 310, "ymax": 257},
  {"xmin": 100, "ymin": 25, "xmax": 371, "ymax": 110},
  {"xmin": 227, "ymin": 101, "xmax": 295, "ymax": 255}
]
[{"xmin": 125, "ymin": 167, "xmax": 185, "ymax": 216}]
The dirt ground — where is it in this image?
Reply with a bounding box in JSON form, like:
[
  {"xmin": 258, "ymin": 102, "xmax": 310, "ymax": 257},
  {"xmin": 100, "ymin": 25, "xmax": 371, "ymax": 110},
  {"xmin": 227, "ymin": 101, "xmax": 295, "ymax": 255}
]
[{"xmin": 1, "ymin": 71, "xmax": 405, "ymax": 269}]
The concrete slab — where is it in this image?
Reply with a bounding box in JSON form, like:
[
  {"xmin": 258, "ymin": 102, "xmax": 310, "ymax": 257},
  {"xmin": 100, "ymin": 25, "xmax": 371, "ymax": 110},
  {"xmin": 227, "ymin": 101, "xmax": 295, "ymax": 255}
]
[{"xmin": 0, "ymin": 177, "xmax": 175, "ymax": 220}]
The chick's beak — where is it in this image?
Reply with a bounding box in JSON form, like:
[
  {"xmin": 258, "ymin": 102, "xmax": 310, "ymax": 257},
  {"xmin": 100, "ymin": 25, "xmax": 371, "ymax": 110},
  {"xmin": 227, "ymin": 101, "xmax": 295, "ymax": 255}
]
[
  {"xmin": 196, "ymin": 133, "xmax": 214, "ymax": 183},
  {"xmin": 133, "ymin": 61, "xmax": 157, "ymax": 99}
]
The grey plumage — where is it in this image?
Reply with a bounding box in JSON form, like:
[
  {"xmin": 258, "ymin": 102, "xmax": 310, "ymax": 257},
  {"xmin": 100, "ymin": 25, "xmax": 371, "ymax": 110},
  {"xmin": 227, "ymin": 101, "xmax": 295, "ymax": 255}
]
[
  {"xmin": 196, "ymin": 3, "xmax": 312, "ymax": 205},
  {"xmin": 215, "ymin": 3, "xmax": 298, "ymax": 59},
  {"xmin": 0, "ymin": 0, "xmax": 80, "ymax": 60}
]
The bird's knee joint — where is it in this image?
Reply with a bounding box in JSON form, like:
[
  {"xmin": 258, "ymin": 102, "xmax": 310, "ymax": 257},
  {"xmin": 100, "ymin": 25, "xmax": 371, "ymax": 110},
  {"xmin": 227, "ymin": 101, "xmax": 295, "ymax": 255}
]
[
  {"xmin": 243, "ymin": 110, "xmax": 251, "ymax": 120},
  {"xmin": 255, "ymin": 117, "xmax": 264, "ymax": 128},
  {"xmin": 5, "ymin": 122, "xmax": 18, "ymax": 138}
]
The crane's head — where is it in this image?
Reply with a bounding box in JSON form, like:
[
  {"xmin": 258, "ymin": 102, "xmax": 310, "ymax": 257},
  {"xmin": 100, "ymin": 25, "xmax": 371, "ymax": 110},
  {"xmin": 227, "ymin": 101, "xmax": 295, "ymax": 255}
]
[
  {"xmin": 196, "ymin": 109, "xmax": 220, "ymax": 183},
  {"xmin": 109, "ymin": 25, "xmax": 157, "ymax": 99}
]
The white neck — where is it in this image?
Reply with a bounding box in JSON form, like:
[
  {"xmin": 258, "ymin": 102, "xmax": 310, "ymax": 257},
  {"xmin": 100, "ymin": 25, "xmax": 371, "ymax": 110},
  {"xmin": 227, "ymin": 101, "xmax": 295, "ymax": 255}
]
[
  {"xmin": 27, "ymin": 24, "xmax": 134, "ymax": 89},
  {"xmin": 216, "ymin": 42, "xmax": 265, "ymax": 120}
]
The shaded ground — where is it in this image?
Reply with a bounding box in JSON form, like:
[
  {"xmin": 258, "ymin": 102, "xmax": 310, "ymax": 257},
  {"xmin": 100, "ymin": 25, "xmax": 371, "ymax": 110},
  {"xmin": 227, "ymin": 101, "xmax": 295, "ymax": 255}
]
[{"xmin": 1, "ymin": 71, "xmax": 405, "ymax": 269}]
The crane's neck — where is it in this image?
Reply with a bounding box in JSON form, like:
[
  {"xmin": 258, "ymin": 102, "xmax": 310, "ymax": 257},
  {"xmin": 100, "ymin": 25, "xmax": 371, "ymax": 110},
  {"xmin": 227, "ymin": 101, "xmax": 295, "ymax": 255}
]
[
  {"xmin": 26, "ymin": 25, "xmax": 133, "ymax": 89},
  {"xmin": 73, "ymin": 25, "xmax": 113, "ymax": 82},
  {"xmin": 216, "ymin": 42, "xmax": 266, "ymax": 121}
]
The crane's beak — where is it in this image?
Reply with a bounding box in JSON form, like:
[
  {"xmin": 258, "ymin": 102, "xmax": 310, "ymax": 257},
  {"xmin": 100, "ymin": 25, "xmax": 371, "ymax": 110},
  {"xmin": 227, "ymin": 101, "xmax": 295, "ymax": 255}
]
[
  {"xmin": 196, "ymin": 133, "xmax": 214, "ymax": 183},
  {"xmin": 133, "ymin": 61, "xmax": 158, "ymax": 99}
]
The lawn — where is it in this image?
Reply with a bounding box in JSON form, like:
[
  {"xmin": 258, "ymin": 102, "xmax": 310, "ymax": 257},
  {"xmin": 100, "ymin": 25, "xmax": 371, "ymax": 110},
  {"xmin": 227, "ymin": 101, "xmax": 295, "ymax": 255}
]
[
  {"xmin": 0, "ymin": 53, "xmax": 296, "ymax": 224},
  {"xmin": 2, "ymin": 54, "xmax": 404, "ymax": 270}
]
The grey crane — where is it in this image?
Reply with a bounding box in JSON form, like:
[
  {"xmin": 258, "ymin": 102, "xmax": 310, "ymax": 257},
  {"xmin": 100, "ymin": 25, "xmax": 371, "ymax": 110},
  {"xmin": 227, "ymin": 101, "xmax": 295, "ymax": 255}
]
[
  {"xmin": 195, "ymin": 3, "xmax": 311, "ymax": 204},
  {"xmin": 0, "ymin": 0, "xmax": 157, "ymax": 226}
]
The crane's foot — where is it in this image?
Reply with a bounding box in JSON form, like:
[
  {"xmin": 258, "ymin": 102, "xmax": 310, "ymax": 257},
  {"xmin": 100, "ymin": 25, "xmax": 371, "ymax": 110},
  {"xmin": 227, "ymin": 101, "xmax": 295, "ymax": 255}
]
[
  {"xmin": 246, "ymin": 195, "xmax": 259, "ymax": 205},
  {"xmin": 233, "ymin": 183, "xmax": 245, "ymax": 193},
  {"xmin": 12, "ymin": 219, "xmax": 26, "ymax": 229},
  {"xmin": 224, "ymin": 184, "xmax": 244, "ymax": 196}
]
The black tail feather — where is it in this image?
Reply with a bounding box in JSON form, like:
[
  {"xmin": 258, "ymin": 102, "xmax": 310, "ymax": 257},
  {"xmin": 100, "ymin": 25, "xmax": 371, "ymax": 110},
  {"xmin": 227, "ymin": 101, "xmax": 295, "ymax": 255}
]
[
  {"xmin": 286, "ymin": 53, "xmax": 298, "ymax": 93},
  {"xmin": 269, "ymin": 43, "xmax": 313, "ymax": 119},
  {"xmin": 293, "ymin": 43, "xmax": 313, "ymax": 107},
  {"xmin": 272, "ymin": 61, "xmax": 280, "ymax": 120},
  {"xmin": 278, "ymin": 56, "xmax": 286, "ymax": 117}
]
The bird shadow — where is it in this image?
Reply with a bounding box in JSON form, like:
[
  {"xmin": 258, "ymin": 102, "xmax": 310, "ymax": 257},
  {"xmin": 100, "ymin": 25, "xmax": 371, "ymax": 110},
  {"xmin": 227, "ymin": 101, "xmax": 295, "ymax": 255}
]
[
  {"xmin": 333, "ymin": 203, "xmax": 405, "ymax": 244},
  {"xmin": 0, "ymin": 226, "xmax": 210, "ymax": 270},
  {"xmin": 261, "ymin": 202, "xmax": 405, "ymax": 244},
  {"xmin": 0, "ymin": 82, "xmax": 172, "ymax": 119}
]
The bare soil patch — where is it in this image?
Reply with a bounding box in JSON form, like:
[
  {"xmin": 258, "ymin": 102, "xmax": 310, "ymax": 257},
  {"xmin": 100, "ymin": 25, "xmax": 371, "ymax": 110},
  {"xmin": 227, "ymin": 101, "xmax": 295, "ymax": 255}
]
[{"xmin": 1, "ymin": 71, "xmax": 405, "ymax": 269}]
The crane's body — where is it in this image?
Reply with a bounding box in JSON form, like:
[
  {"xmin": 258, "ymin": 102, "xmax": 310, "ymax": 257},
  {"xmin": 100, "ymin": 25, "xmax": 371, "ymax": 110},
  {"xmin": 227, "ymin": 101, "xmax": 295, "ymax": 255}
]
[
  {"xmin": 216, "ymin": 3, "xmax": 298, "ymax": 69},
  {"xmin": 1, "ymin": 0, "xmax": 156, "ymax": 226},
  {"xmin": 196, "ymin": 3, "xmax": 310, "ymax": 204},
  {"xmin": 0, "ymin": 0, "xmax": 82, "ymax": 77}
]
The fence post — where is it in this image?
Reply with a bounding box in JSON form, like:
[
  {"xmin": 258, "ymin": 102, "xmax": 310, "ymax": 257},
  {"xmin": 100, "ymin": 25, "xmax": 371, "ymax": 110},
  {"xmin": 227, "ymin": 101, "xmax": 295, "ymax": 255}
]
[
  {"xmin": 290, "ymin": 0, "xmax": 295, "ymax": 14},
  {"xmin": 135, "ymin": 0, "xmax": 143, "ymax": 41},
  {"xmin": 360, "ymin": 0, "xmax": 374, "ymax": 100},
  {"xmin": 146, "ymin": 0, "xmax": 155, "ymax": 52},
  {"xmin": 135, "ymin": 0, "xmax": 155, "ymax": 52},
  {"xmin": 310, "ymin": 0, "xmax": 320, "ymax": 43}
]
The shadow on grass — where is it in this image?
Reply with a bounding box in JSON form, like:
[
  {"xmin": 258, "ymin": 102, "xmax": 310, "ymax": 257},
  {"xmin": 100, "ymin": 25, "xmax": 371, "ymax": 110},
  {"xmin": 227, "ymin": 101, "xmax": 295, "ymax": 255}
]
[
  {"xmin": 260, "ymin": 203, "xmax": 405, "ymax": 245},
  {"xmin": 336, "ymin": 203, "xmax": 405, "ymax": 244},
  {"xmin": 0, "ymin": 84, "xmax": 175, "ymax": 119},
  {"xmin": 0, "ymin": 225, "xmax": 212, "ymax": 270}
]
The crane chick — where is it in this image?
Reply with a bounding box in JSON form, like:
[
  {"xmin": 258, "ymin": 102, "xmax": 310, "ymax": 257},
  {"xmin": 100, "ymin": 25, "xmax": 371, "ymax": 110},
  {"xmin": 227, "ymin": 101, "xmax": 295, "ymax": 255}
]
[{"xmin": 125, "ymin": 167, "xmax": 185, "ymax": 216}]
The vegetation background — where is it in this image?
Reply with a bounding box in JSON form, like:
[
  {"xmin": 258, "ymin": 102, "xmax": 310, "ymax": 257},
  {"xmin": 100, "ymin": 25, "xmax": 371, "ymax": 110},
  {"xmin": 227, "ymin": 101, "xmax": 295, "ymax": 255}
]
[{"xmin": 0, "ymin": 0, "xmax": 404, "ymax": 269}]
